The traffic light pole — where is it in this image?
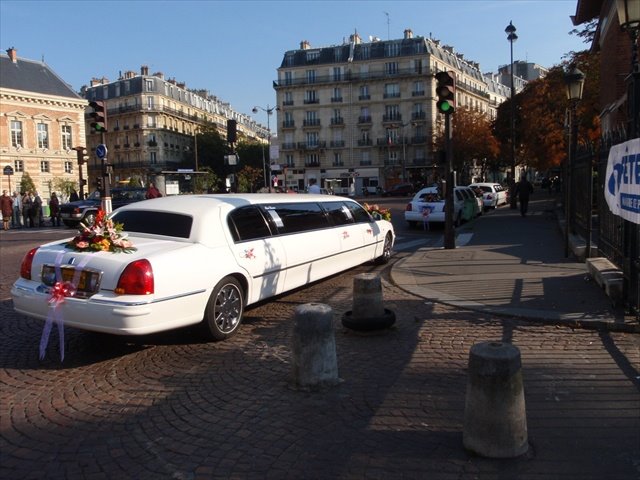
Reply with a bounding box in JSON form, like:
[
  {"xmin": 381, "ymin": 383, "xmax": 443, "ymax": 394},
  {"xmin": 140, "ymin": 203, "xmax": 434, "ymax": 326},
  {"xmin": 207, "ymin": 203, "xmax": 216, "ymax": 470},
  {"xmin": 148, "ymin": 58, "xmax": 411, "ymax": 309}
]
[
  {"xmin": 443, "ymin": 113, "xmax": 455, "ymax": 250},
  {"xmin": 100, "ymin": 132, "xmax": 112, "ymax": 214}
]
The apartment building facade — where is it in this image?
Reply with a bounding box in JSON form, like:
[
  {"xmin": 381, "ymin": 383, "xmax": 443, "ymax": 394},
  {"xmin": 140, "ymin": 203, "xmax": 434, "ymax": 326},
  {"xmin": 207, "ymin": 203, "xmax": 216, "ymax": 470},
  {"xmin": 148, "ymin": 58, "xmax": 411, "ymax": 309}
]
[
  {"xmin": 0, "ymin": 48, "xmax": 87, "ymax": 200},
  {"xmin": 273, "ymin": 29, "xmax": 500, "ymax": 194},
  {"xmin": 82, "ymin": 66, "xmax": 269, "ymax": 186}
]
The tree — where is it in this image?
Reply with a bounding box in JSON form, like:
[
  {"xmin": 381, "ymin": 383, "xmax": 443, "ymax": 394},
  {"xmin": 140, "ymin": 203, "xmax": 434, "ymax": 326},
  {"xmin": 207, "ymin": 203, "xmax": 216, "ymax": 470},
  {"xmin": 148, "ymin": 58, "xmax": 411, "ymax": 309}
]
[
  {"xmin": 237, "ymin": 165, "xmax": 263, "ymax": 193},
  {"xmin": 19, "ymin": 172, "xmax": 36, "ymax": 194},
  {"xmin": 52, "ymin": 178, "xmax": 78, "ymax": 199}
]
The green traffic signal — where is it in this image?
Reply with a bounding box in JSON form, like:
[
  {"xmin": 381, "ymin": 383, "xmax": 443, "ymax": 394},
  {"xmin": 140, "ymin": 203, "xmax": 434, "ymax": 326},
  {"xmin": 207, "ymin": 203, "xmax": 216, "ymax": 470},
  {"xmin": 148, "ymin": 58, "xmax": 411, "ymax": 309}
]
[{"xmin": 435, "ymin": 71, "xmax": 456, "ymax": 115}]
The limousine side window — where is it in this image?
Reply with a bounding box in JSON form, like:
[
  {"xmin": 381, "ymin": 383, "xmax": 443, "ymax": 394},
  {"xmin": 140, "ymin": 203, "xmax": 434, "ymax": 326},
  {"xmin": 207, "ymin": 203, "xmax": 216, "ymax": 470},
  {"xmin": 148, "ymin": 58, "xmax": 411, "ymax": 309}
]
[
  {"xmin": 264, "ymin": 203, "xmax": 330, "ymax": 234},
  {"xmin": 228, "ymin": 206, "xmax": 273, "ymax": 242},
  {"xmin": 345, "ymin": 202, "xmax": 373, "ymax": 223},
  {"xmin": 323, "ymin": 201, "xmax": 355, "ymax": 226},
  {"xmin": 110, "ymin": 210, "xmax": 193, "ymax": 238}
]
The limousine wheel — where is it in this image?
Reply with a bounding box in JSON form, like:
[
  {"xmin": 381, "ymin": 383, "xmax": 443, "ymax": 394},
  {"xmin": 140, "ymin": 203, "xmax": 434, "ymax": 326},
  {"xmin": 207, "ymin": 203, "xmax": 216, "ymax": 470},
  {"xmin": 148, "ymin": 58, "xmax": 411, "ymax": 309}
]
[
  {"xmin": 204, "ymin": 276, "xmax": 244, "ymax": 341},
  {"xmin": 374, "ymin": 232, "xmax": 393, "ymax": 265}
]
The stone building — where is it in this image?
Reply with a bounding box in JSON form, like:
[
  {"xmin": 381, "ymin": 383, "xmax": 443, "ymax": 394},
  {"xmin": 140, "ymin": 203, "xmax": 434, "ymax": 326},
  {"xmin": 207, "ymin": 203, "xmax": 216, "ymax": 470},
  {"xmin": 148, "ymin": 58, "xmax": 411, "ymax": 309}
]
[
  {"xmin": 81, "ymin": 66, "xmax": 269, "ymax": 186},
  {"xmin": 0, "ymin": 47, "xmax": 87, "ymax": 201},
  {"xmin": 273, "ymin": 29, "xmax": 502, "ymax": 194}
]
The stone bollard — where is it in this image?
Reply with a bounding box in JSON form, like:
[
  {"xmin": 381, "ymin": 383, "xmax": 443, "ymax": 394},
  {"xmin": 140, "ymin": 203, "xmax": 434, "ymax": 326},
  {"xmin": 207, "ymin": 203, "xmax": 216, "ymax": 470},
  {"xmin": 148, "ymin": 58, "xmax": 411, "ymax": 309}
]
[
  {"xmin": 341, "ymin": 273, "xmax": 395, "ymax": 331},
  {"xmin": 291, "ymin": 303, "xmax": 340, "ymax": 390},
  {"xmin": 463, "ymin": 341, "xmax": 528, "ymax": 458}
]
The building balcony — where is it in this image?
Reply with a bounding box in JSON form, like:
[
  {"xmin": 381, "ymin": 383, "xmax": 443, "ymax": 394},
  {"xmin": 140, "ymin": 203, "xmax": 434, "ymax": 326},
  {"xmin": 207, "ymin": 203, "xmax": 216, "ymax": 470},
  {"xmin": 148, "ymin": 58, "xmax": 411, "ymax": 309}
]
[
  {"xmin": 332, "ymin": 161, "xmax": 344, "ymax": 166},
  {"xmin": 330, "ymin": 117, "xmax": 344, "ymax": 125},
  {"xmin": 303, "ymin": 119, "xmax": 321, "ymax": 127},
  {"xmin": 303, "ymin": 98, "xmax": 319, "ymax": 104},
  {"xmin": 281, "ymin": 142, "xmax": 296, "ymax": 150},
  {"xmin": 412, "ymin": 111, "xmax": 426, "ymax": 120},
  {"xmin": 358, "ymin": 94, "xmax": 371, "ymax": 101},
  {"xmin": 282, "ymin": 100, "xmax": 294, "ymax": 106},
  {"xmin": 412, "ymin": 90, "xmax": 425, "ymax": 97},
  {"xmin": 123, "ymin": 143, "xmax": 130, "ymax": 148},
  {"xmin": 330, "ymin": 140, "xmax": 345, "ymax": 148},
  {"xmin": 147, "ymin": 141, "xmax": 157, "ymax": 147},
  {"xmin": 382, "ymin": 114, "xmax": 402, "ymax": 123},
  {"xmin": 282, "ymin": 121, "xmax": 295, "ymax": 129},
  {"xmin": 411, "ymin": 135, "xmax": 428, "ymax": 144},
  {"xmin": 297, "ymin": 141, "xmax": 326, "ymax": 150},
  {"xmin": 331, "ymin": 97, "xmax": 343, "ymax": 103},
  {"xmin": 383, "ymin": 92, "xmax": 401, "ymax": 99},
  {"xmin": 305, "ymin": 161, "xmax": 320, "ymax": 167},
  {"xmin": 358, "ymin": 116, "xmax": 372, "ymax": 124},
  {"xmin": 357, "ymin": 139, "xmax": 373, "ymax": 146},
  {"xmin": 123, "ymin": 125, "xmax": 130, "ymax": 130},
  {"xmin": 411, "ymin": 158, "xmax": 428, "ymax": 166}
]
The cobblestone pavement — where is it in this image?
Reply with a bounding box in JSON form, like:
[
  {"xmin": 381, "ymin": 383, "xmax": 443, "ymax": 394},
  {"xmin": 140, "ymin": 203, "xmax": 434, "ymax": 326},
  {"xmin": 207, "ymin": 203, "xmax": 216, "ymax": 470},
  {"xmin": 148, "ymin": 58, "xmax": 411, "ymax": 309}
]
[{"xmin": 1, "ymin": 229, "xmax": 639, "ymax": 479}]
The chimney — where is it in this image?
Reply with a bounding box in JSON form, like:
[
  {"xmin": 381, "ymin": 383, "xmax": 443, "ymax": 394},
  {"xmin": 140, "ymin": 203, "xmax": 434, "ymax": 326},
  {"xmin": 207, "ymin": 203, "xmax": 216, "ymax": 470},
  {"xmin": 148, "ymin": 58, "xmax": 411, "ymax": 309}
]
[
  {"xmin": 153, "ymin": 71, "xmax": 164, "ymax": 80},
  {"xmin": 300, "ymin": 40, "xmax": 311, "ymax": 50},
  {"xmin": 141, "ymin": 65, "xmax": 149, "ymax": 76},
  {"xmin": 404, "ymin": 29, "xmax": 413, "ymax": 39},
  {"xmin": 6, "ymin": 47, "xmax": 17, "ymax": 63}
]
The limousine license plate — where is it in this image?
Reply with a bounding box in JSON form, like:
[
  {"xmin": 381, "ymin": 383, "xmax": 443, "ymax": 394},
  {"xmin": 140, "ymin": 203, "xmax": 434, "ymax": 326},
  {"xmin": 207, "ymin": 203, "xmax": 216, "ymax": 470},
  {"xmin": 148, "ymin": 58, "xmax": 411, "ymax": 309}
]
[{"xmin": 41, "ymin": 265, "xmax": 101, "ymax": 296}]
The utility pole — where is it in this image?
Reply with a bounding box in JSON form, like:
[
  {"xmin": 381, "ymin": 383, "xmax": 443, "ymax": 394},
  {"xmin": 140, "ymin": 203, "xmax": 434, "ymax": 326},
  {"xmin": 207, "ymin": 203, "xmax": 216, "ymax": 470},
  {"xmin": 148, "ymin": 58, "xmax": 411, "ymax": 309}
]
[{"xmin": 443, "ymin": 113, "xmax": 455, "ymax": 249}]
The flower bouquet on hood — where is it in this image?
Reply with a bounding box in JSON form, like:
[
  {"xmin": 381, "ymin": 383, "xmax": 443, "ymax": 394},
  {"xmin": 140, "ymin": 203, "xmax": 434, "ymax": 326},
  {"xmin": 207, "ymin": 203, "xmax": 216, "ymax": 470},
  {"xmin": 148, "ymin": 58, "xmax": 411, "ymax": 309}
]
[
  {"xmin": 66, "ymin": 209, "xmax": 136, "ymax": 253},
  {"xmin": 363, "ymin": 203, "xmax": 392, "ymax": 221}
]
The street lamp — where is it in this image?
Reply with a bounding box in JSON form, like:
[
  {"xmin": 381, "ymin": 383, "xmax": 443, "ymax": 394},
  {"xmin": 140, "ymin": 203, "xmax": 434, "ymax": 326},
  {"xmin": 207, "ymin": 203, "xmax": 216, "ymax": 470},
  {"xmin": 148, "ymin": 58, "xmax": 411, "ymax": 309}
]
[
  {"xmin": 252, "ymin": 104, "xmax": 279, "ymax": 191},
  {"xmin": 563, "ymin": 66, "xmax": 586, "ymax": 258},
  {"xmin": 505, "ymin": 20, "xmax": 518, "ymax": 209}
]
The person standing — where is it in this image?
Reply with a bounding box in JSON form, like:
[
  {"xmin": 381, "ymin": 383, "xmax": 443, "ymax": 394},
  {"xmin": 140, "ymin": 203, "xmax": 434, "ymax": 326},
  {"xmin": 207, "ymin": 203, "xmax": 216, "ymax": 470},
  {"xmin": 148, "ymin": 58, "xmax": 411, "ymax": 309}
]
[
  {"xmin": 69, "ymin": 189, "xmax": 80, "ymax": 202},
  {"xmin": 22, "ymin": 191, "xmax": 33, "ymax": 227},
  {"xmin": 1, "ymin": 190, "xmax": 13, "ymax": 231},
  {"xmin": 49, "ymin": 192, "xmax": 60, "ymax": 227},
  {"xmin": 514, "ymin": 175, "xmax": 534, "ymax": 217},
  {"xmin": 11, "ymin": 191, "xmax": 22, "ymax": 228},
  {"xmin": 33, "ymin": 191, "xmax": 43, "ymax": 226},
  {"xmin": 307, "ymin": 178, "xmax": 321, "ymax": 194},
  {"xmin": 145, "ymin": 182, "xmax": 162, "ymax": 199}
]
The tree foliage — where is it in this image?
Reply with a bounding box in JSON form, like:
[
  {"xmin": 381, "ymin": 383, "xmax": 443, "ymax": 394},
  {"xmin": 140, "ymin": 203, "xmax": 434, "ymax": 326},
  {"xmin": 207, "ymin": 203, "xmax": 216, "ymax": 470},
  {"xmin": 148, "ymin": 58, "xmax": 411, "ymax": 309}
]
[{"xmin": 19, "ymin": 172, "xmax": 36, "ymax": 194}]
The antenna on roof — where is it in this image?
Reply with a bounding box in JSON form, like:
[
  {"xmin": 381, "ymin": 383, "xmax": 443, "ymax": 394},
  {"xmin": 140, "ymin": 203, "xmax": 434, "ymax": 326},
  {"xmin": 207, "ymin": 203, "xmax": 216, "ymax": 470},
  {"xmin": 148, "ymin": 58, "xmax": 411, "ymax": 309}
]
[
  {"xmin": 41, "ymin": 54, "xmax": 45, "ymax": 64},
  {"xmin": 384, "ymin": 11, "xmax": 390, "ymax": 40}
]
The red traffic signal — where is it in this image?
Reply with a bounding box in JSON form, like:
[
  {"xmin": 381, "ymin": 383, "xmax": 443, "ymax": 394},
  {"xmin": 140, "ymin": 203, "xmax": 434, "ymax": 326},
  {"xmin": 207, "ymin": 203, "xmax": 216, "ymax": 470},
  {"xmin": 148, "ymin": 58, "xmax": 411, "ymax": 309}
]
[
  {"xmin": 435, "ymin": 71, "xmax": 456, "ymax": 114},
  {"xmin": 74, "ymin": 147, "xmax": 89, "ymax": 165},
  {"xmin": 88, "ymin": 101, "xmax": 108, "ymax": 132}
]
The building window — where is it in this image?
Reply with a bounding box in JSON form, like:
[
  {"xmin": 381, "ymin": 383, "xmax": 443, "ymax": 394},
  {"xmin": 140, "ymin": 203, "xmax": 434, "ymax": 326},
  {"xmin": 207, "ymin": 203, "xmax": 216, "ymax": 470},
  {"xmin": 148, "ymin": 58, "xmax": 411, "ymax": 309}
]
[
  {"xmin": 359, "ymin": 85, "xmax": 370, "ymax": 100},
  {"xmin": 385, "ymin": 42, "xmax": 400, "ymax": 57},
  {"xmin": 305, "ymin": 153, "xmax": 319, "ymax": 166},
  {"xmin": 146, "ymin": 79, "xmax": 154, "ymax": 91},
  {"xmin": 384, "ymin": 83, "xmax": 400, "ymax": 98},
  {"xmin": 37, "ymin": 124, "xmax": 49, "ymax": 149},
  {"xmin": 61, "ymin": 125, "xmax": 72, "ymax": 150},
  {"xmin": 413, "ymin": 59, "xmax": 423, "ymax": 74},
  {"xmin": 284, "ymin": 71, "xmax": 293, "ymax": 86},
  {"xmin": 14, "ymin": 159, "xmax": 24, "ymax": 172},
  {"xmin": 360, "ymin": 45, "xmax": 370, "ymax": 60},
  {"xmin": 285, "ymin": 154, "xmax": 295, "ymax": 167},
  {"xmin": 10, "ymin": 120, "xmax": 23, "ymax": 147},
  {"xmin": 306, "ymin": 69, "xmax": 316, "ymax": 83},
  {"xmin": 361, "ymin": 150, "xmax": 371, "ymax": 166},
  {"xmin": 385, "ymin": 62, "xmax": 399, "ymax": 75},
  {"xmin": 306, "ymin": 51, "xmax": 319, "ymax": 62},
  {"xmin": 333, "ymin": 152, "xmax": 343, "ymax": 166},
  {"xmin": 150, "ymin": 152, "xmax": 157, "ymax": 164},
  {"xmin": 304, "ymin": 90, "xmax": 318, "ymax": 104},
  {"xmin": 413, "ymin": 81, "xmax": 425, "ymax": 96},
  {"xmin": 306, "ymin": 131, "xmax": 318, "ymax": 147},
  {"xmin": 332, "ymin": 87, "xmax": 342, "ymax": 102},
  {"xmin": 64, "ymin": 161, "xmax": 73, "ymax": 174},
  {"xmin": 147, "ymin": 96, "xmax": 154, "ymax": 109},
  {"xmin": 283, "ymin": 91, "xmax": 294, "ymax": 105},
  {"xmin": 332, "ymin": 67, "xmax": 342, "ymax": 81},
  {"xmin": 40, "ymin": 160, "xmax": 50, "ymax": 173}
]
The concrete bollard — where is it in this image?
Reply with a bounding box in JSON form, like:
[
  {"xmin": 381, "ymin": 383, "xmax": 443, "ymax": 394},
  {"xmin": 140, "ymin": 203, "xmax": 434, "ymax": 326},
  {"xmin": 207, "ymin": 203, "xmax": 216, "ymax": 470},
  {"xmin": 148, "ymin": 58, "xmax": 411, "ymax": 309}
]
[
  {"xmin": 341, "ymin": 273, "xmax": 395, "ymax": 331},
  {"xmin": 463, "ymin": 341, "xmax": 528, "ymax": 458},
  {"xmin": 290, "ymin": 303, "xmax": 340, "ymax": 390}
]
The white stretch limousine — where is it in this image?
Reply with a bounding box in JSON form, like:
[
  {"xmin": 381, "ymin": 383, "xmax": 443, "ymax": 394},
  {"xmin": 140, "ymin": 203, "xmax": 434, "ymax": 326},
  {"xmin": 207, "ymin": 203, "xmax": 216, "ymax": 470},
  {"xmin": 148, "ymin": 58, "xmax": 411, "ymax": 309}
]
[{"xmin": 12, "ymin": 194, "xmax": 395, "ymax": 341}]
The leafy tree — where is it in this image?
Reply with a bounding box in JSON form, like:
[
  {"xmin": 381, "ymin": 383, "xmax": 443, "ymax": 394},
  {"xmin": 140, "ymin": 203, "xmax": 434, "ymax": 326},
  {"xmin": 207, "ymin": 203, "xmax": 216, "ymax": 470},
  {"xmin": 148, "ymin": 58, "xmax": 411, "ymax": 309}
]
[
  {"xmin": 237, "ymin": 165, "xmax": 263, "ymax": 193},
  {"xmin": 52, "ymin": 178, "xmax": 78, "ymax": 199},
  {"xmin": 193, "ymin": 166, "xmax": 221, "ymax": 193},
  {"xmin": 19, "ymin": 172, "xmax": 36, "ymax": 194}
]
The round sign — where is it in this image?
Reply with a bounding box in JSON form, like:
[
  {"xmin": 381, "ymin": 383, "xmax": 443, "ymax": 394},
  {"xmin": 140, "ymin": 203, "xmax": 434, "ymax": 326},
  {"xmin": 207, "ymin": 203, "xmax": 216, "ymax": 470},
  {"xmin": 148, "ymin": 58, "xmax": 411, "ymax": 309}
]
[
  {"xmin": 96, "ymin": 144, "xmax": 108, "ymax": 159},
  {"xmin": 3, "ymin": 165, "xmax": 14, "ymax": 175}
]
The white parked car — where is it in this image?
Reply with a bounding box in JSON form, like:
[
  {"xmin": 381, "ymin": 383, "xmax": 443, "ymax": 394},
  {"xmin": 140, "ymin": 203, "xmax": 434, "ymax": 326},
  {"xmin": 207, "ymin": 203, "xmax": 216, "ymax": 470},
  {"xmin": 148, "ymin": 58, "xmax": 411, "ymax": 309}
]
[
  {"xmin": 404, "ymin": 185, "xmax": 478, "ymax": 228},
  {"xmin": 468, "ymin": 183, "xmax": 508, "ymax": 209},
  {"xmin": 12, "ymin": 194, "xmax": 395, "ymax": 341}
]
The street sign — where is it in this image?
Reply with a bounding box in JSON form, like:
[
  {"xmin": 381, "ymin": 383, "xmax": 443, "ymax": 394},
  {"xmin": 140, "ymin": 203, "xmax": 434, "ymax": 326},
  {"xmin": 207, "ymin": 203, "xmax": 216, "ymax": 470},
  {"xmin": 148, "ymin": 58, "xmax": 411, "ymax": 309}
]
[
  {"xmin": 96, "ymin": 144, "xmax": 107, "ymax": 159},
  {"xmin": 3, "ymin": 165, "xmax": 14, "ymax": 176}
]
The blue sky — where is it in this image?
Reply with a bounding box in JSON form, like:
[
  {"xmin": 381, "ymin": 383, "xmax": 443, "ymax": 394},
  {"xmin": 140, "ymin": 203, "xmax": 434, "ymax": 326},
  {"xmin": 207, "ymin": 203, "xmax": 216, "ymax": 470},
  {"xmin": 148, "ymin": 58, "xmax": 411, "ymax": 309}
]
[{"xmin": 0, "ymin": 0, "xmax": 587, "ymax": 128}]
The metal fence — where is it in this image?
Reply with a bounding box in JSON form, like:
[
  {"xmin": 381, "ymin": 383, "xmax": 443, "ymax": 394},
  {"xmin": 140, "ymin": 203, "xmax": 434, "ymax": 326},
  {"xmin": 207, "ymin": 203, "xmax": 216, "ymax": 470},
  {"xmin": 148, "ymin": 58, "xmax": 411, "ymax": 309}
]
[{"xmin": 571, "ymin": 141, "xmax": 639, "ymax": 315}]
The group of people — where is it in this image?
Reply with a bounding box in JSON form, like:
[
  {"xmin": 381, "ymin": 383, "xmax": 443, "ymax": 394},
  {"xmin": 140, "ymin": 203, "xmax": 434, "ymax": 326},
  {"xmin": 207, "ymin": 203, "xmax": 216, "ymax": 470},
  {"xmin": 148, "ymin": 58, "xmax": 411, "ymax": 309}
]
[{"xmin": 0, "ymin": 190, "xmax": 63, "ymax": 230}]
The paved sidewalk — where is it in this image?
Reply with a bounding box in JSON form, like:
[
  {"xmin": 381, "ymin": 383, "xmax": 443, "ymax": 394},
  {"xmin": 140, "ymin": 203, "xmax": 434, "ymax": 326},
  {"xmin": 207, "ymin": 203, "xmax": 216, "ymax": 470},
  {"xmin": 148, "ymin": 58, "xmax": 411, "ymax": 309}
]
[{"xmin": 391, "ymin": 193, "xmax": 639, "ymax": 332}]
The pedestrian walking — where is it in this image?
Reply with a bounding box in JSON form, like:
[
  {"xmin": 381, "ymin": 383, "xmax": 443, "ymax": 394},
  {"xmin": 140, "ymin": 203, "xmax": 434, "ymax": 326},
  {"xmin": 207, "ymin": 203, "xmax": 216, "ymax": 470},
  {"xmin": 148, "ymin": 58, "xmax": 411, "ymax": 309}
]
[
  {"xmin": 11, "ymin": 191, "xmax": 22, "ymax": 228},
  {"xmin": 21, "ymin": 191, "xmax": 33, "ymax": 228},
  {"xmin": 514, "ymin": 175, "xmax": 534, "ymax": 217},
  {"xmin": 307, "ymin": 178, "xmax": 321, "ymax": 194},
  {"xmin": 0, "ymin": 190, "xmax": 13, "ymax": 231},
  {"xmin": 49, "ymin": 192, "xmax": 60, "ymax": 227}
]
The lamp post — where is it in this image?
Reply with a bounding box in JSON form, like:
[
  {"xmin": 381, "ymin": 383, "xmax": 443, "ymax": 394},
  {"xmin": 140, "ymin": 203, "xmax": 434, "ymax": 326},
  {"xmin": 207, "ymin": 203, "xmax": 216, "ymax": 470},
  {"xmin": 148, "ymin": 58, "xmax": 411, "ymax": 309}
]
[
  {"xmin": 505, "ymin": 21, "xmax": 518, "ymax": 209},
  {"xmin": 563, "ymin": 66, "xmax": 586, "ymax": 258},
  {"xmin": 252, "ymin": 104, "xmax": 278, "ymax": 192}
]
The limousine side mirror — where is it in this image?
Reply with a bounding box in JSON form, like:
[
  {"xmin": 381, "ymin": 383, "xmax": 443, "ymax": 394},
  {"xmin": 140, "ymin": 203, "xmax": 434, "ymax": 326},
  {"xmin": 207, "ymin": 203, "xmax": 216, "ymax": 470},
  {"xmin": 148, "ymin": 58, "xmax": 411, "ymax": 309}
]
[{"xmin": 370, "ymin": 212, "xmax": 382, "ymax": 221}]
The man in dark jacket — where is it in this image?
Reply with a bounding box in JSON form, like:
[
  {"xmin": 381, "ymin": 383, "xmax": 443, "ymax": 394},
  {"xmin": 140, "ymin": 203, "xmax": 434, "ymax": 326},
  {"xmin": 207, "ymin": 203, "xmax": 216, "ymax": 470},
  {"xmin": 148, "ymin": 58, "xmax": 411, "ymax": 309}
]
[{"xmin": 515, "ymin": 175, "xmax": 534, "ymax": 216}]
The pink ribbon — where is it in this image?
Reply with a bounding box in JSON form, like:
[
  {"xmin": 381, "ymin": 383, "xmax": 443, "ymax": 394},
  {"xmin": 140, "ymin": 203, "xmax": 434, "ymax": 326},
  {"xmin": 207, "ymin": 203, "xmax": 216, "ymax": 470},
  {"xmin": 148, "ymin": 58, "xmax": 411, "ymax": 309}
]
[{"xmin": 39, "ymin": 252, "xmax": 90, "ymax": 361}]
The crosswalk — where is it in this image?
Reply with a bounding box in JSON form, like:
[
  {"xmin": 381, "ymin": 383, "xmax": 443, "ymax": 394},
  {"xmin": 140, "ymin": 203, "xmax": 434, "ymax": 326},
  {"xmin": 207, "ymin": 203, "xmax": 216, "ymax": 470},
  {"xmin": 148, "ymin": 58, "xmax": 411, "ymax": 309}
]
[{"xmin": 393, "ymin": 232, "xmax": 474, "ymax": 252}]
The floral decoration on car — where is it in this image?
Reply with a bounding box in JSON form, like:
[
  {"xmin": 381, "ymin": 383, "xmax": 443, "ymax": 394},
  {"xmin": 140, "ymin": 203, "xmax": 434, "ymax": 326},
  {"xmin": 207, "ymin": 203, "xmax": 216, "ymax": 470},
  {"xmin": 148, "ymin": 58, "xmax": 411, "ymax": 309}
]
[
  {"xmin": 66, "ymin": 209, "xmax": 136, "ymax": 253},
  {"xmin": 363, "ymin": 203, "xmax": 392, "ymax": 221}
]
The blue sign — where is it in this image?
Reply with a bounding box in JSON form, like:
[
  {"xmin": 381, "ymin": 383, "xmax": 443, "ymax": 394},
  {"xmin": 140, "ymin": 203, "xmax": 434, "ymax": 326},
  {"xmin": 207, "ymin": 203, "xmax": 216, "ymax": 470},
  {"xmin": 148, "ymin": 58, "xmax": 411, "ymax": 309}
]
[{"xmin": 96, "ymin": 144, "xmax": 107, "ymax": 159}]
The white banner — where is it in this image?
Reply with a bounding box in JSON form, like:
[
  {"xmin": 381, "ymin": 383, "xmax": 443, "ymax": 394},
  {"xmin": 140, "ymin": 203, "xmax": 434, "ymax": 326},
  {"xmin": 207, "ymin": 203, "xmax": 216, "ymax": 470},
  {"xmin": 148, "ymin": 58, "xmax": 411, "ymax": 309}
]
[{"xmin": 604, "ymin": 138, "xmax": 640, "ymax": 225}]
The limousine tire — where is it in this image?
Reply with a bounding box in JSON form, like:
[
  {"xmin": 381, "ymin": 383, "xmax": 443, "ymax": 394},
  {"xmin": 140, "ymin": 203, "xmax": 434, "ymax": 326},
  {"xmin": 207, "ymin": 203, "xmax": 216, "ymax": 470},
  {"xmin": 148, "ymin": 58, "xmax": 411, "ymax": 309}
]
[
  {"xmin": 374, "ymin": 232, "xmax": 393, "ymax": 265},
  {"xmin": 203, "ymin": 276, "xmax": 244, "ymax": 341}
]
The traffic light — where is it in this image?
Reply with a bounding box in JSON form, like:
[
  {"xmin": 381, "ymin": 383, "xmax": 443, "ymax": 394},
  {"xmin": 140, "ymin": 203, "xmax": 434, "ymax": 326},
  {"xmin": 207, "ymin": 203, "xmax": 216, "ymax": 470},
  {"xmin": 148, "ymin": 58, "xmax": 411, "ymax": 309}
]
[
  {"xmin": 435, "ymin": 71, "xmax": 456, "ymax": 114},
  {"xmin": 226, "ymin": 119, "xmax": 237, "ymax": 144},
  {"xmin": 89, "ymin": 101, "xmax": 108, "ymax": 132},
  {"xmin": 75, "ymin": 147, "xmax": 89, "ymax": 165},
  {"xmin": 94, "ymin": 177, "xmax": 103, "ymax": 190}
]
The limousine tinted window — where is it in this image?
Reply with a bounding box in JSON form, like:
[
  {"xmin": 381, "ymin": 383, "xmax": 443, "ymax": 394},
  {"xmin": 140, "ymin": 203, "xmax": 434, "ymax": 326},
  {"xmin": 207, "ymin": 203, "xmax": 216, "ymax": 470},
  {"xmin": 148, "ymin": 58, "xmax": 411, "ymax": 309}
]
[
  {"xmin": 345, "ymin": 202, "xmax": 372, "ymax": 223},
  {"xmin": 265, "ymin": 202, "xmax": 329, "ymax": 234},
  {"xmin": 228, "ymin": 206, "xmax": 273, "ymax": 242},
  {"xmin": 323, "ymin": 201, "xmax": 355, "ymax": 226},
  {"xmin": 111, "ymin": 211, "xmax": 193, "ymax": 238}
]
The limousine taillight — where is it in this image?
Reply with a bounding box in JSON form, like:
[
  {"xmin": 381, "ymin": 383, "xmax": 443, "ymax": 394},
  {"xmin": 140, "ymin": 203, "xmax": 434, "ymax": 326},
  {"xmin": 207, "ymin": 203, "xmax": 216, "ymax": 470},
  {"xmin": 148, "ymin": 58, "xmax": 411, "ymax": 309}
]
[
  {"xmin": 20, "ymin": 247, "xmax": 38, "ymax": 280},
  {"xmin": 116, "ymin": 259, "xmax": 154, "ymax": 295}
]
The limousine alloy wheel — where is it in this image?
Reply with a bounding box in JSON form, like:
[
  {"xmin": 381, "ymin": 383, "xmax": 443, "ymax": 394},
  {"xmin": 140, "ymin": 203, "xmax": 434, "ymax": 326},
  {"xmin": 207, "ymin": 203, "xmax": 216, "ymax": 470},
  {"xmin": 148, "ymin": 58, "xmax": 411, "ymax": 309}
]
[
  {"xmin": 374, "ymin": 232, "xmax": 393, "ymax": 265},
  {"xmin": 204, "ymin": 276, "xmax": 244, "ymax": 341}
]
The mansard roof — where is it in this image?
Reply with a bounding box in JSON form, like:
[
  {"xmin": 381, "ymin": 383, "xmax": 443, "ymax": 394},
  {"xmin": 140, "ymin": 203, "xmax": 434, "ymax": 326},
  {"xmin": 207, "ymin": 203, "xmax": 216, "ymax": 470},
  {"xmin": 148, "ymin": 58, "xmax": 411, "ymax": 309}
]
[{"xmin": 0, "ymin": 53, "xmax": 81, "ymax": 99}]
